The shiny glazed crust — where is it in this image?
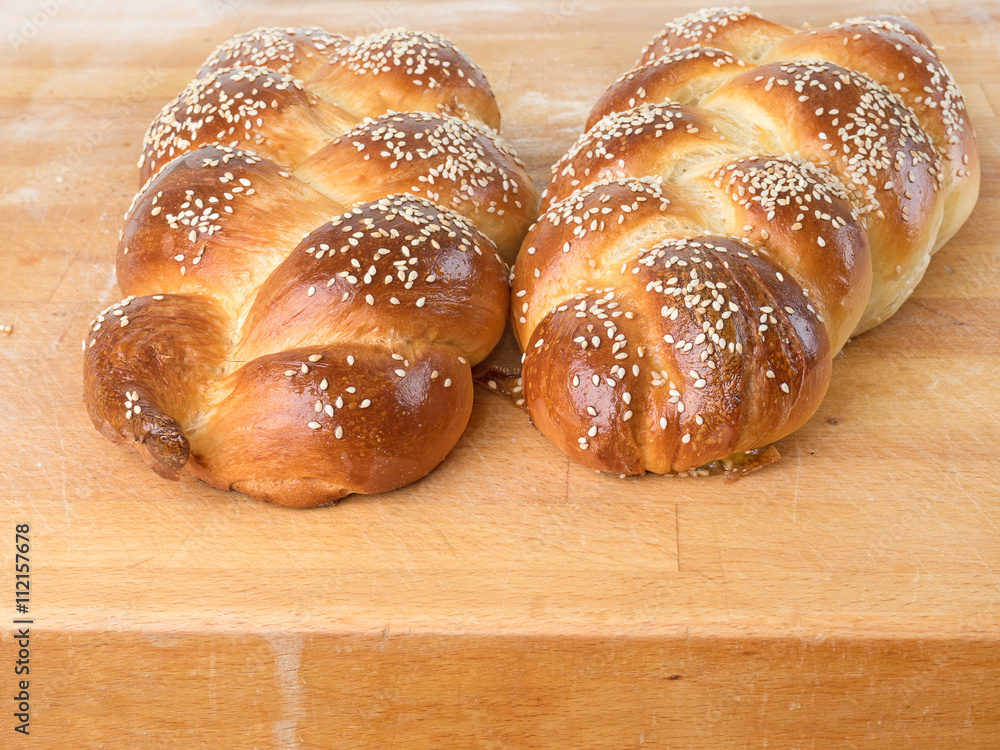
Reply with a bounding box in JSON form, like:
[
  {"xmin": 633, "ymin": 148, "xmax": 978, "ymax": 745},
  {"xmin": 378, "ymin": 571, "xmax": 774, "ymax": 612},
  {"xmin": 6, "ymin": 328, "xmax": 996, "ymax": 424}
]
[
  {"xmin": 84, "ymin": 27, "xmax": 539, "ymax": 506},
  {"xmin": 513, "ymin": 8, "xmax": 978, "ymax": 477}
]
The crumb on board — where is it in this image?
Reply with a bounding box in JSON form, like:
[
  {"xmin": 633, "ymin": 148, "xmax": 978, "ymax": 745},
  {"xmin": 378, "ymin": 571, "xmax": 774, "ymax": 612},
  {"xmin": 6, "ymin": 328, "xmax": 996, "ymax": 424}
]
[{"xmin": 0, "ymin": 324, "xmax": 12, "ymax": 336}]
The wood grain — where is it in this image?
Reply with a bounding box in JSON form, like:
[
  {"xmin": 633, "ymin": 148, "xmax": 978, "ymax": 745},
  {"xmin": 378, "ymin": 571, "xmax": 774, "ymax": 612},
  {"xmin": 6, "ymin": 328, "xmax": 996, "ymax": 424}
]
[{"xmin": 1, "ymin": 0, "xmax": 998, "ymax": 747}]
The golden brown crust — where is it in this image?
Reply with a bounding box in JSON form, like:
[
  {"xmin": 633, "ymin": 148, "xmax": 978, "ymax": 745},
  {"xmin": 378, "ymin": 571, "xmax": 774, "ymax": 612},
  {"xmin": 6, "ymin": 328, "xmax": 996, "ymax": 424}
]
[
  {"xmin": 543, "ymin": 101, "xmax": 752, "ymax": 213},
  {"xmin": 138, "ymin": 27, "xmax": 517, "ymax": 193},
  {"xmin": 694, "ymin": 155, "xmax": 871, "ymax": 351},
  {"xmin": 82, "ymin": 294, "xmax": 230, "ymax": 480},
  {"xmin": 196, "ymin": 27, "xmax": 350, "ymax": 82},
  {"xmin": 189, "ymin": 341, "xmax": 474, "ymax": 508},
  {"xmin": 513, "ymin": 178, "xmax": 703, "ymax": 347},
  {"xmin": 119, "ymin": 144, "xmax": 345, "ymax": 311},
  {"xmin": 516, "ymin": 8, "xmax": 978, "ymax": 478},
  {"xmin": 588, "ymin": 47, "xmax": 747, "ymax": 129},
  {"xmin": 702, "ymin": 60, "xmax": 944, "ymax": 331},
  {"xmin": 138, "ymin": 67, "xmax": 355, "ymax": 185},
  {"xmin": 521, "ymin": 236, "xmax": 831, "ymax": 475},
  {"xmin": 93, "ymin": 191, "xmax": 510, "ymax": 504},
  {"xmin": 295, "ymin": 112, "xmax": 538, "ymax": 264},
  {"xmin": 234, "ymin": 195, "xmax": 509, "ymax": 366},
  {"xmin": 85, "ymin": 26, "xmax": 531, "ymax": 506},
  {"xmin": 306, "ymin": 28, "xmax": 501, "ymax": 130},
  {"xmin": 764, "ymin": 16, "xmax": 979, "ymax": 246},
  {"xmin": 639, "ymin": 7, "xmax": 794, "ymax": 65}
]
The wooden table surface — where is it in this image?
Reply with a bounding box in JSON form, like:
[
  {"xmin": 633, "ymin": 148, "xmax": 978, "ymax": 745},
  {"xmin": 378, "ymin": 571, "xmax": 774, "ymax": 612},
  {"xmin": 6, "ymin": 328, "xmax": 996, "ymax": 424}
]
[{"xmin": 1, "ymin": 0, "xmax": 998, "ymax": 747}]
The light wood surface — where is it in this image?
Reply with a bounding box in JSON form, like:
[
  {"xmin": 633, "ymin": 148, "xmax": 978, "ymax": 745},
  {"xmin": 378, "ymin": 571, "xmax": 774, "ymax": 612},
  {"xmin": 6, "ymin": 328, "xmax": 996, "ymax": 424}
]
[{"xmin": 1, "ymin": 0, "xmax": 998, "ymax": 747}]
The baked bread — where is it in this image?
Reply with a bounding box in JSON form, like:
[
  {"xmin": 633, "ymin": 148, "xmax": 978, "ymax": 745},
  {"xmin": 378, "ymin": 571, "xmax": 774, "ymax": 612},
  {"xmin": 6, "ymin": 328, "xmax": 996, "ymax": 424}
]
[
  {"xmin": 512, "ymin": 9, "xmax": 978, "ymax": 476},
  {"xmin": 83, "ymin": 27, "xmax": 539, "ymax": 506}
]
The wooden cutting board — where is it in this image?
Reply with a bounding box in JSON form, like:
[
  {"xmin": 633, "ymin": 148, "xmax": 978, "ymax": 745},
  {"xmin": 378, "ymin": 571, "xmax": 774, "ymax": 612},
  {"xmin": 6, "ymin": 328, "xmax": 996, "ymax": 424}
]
[{"xmin": 1, "ymin": 0, "xmax": 998, "ymax": 747}]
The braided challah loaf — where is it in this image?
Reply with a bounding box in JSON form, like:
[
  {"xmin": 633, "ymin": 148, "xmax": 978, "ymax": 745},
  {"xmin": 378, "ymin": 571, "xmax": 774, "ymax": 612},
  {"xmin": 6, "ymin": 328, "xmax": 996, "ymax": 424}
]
[
  {"xmin": 84, "ymin": 27, "xmax": 538, "ymax": 506},
  {"xmin": 512, "ymin": 9, "xmax": 978, "ymax": 477}
]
